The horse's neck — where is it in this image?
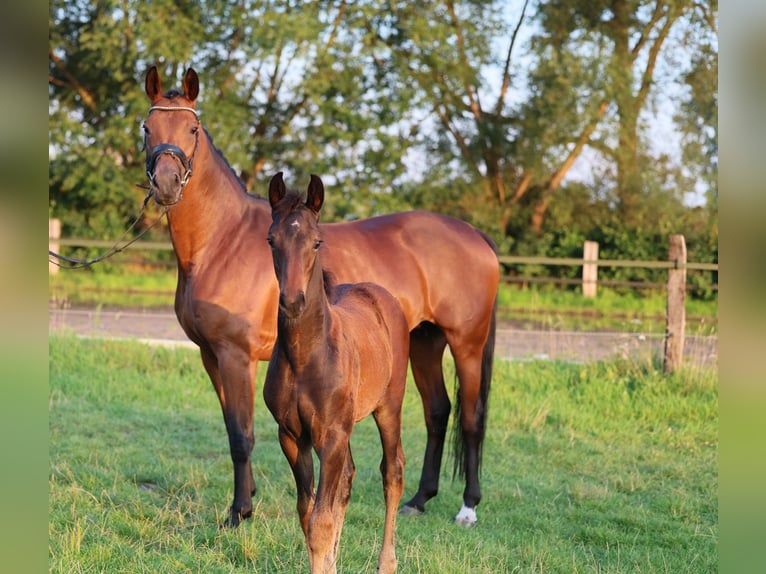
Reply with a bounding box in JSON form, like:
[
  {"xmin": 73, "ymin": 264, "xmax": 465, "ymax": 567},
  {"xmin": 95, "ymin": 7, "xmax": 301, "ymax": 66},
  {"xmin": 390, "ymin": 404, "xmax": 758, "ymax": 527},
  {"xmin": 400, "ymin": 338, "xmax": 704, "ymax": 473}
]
[
  {"xmin": 278, "ymin": 262, "xmax": 332, "ymax": 368},
  {"xmin": 165, "ymin": 136, "xmax": 253, "ymax": 269}
]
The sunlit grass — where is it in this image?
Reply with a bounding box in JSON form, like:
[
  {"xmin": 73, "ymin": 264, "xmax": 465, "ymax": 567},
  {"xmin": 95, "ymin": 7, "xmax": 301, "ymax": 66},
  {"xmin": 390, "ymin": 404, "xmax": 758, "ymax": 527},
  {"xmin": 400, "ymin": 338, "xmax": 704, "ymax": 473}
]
[{"xmin": 50, "ymin": 335, "xmax": 717, "ymax": 573}]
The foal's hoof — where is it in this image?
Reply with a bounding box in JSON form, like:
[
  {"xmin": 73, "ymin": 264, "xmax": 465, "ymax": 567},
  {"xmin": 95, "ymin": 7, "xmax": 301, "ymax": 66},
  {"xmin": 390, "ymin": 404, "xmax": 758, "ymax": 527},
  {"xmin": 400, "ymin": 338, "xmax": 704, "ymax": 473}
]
[
  {"xmin": 398, "ymin": 504, "xmax": 424, "ymax": 517},
  {"xmin": 454, "ymin": 504, "xmax": 477, "ymax": 527}
]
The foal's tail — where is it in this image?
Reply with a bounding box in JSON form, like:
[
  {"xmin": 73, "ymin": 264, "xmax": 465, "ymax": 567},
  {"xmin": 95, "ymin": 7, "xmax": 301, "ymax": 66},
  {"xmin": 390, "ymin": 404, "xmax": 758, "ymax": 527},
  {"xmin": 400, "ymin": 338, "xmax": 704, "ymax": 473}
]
[{"xmin": 452, "ymin": 232, "xmax": 498, "ymax": 480}]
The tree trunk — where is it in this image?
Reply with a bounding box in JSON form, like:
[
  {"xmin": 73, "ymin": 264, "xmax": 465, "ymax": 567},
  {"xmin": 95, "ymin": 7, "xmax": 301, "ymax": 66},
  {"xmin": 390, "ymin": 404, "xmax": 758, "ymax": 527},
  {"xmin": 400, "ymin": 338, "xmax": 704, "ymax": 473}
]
[{"xmin": 612, "ymin": 0, "xmax": 642, "ymax": 226}]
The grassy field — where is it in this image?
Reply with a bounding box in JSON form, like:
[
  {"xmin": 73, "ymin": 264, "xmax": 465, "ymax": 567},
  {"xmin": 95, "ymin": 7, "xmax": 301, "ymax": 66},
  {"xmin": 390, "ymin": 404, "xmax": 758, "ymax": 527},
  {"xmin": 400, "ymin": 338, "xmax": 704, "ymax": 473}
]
[{"xmin": 49, "ymin": 335, "xmax": 717, "ymax": 572}]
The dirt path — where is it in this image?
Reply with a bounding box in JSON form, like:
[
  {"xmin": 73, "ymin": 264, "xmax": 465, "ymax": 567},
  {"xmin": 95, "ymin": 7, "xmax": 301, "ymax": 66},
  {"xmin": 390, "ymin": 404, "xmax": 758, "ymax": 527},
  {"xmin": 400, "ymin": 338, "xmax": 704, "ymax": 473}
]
[{"xmin": 49, "ymin": 305, "xmax": 717, "ymax": 366}]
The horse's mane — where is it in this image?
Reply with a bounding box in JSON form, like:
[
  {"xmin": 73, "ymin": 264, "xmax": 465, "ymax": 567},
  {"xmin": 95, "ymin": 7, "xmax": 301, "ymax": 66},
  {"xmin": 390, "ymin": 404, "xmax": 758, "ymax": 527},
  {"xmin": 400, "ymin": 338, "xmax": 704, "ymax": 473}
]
[
  {"xmin": 161, "ymin": 91, "xmax": 254, "ymax": 197},
  {"xmin": 203, "ymin": 126, "xmax": 251, "ymax": 195}
]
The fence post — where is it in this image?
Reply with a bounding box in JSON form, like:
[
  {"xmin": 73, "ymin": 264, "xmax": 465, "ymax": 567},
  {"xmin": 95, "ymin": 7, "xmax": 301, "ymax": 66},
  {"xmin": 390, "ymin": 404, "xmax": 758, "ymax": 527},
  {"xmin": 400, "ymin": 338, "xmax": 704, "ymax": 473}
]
[
  {"xmin": 664, "ymin": 234, "xmax": 686, "ymax": 374},
  {"xmin": 49, "ymin": 218, "xmax": 61, "ymax": 275},
  {"xmin": 582, "ymin": 240, "xmax": 599, "ymax": 298}
]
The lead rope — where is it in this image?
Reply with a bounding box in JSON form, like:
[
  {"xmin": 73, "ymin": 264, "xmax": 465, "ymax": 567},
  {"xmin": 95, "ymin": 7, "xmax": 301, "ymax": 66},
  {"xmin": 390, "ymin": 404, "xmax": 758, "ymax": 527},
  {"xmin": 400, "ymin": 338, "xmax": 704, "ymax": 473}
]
[{"xmin": 48, "ymin": 189, "xmax": 168, "ymax": 270}]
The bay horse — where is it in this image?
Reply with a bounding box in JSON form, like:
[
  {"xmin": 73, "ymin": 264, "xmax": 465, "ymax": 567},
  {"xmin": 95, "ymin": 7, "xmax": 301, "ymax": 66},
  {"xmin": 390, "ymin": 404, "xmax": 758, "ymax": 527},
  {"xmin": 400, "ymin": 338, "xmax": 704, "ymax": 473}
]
[
  {"xmin": 264, "ymin": 174, "xmax": 408, "ymax": 574},
  {"xmin": 142, "ymin": 66, "xmax": 499, "ymax": 528}
]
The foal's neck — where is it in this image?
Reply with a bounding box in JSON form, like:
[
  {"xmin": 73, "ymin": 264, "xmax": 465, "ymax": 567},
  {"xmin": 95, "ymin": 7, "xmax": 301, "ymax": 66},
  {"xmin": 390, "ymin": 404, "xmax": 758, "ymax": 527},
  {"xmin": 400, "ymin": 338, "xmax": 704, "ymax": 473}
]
[{"xmin": 278, "ymin": 257, "xmax": 332, "ymax": 368}]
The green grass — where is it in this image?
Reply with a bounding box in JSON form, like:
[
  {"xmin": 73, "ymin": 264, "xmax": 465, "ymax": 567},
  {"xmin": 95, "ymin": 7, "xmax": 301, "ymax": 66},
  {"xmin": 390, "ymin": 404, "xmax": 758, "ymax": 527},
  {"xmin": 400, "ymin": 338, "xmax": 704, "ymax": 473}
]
[
  {"xmin": 50, "ymin": 269, "xmax": 177, "ymax": 308},
  {"xmin": 49, "ymin": 335, "xmax": 717, "ymax": 572}
]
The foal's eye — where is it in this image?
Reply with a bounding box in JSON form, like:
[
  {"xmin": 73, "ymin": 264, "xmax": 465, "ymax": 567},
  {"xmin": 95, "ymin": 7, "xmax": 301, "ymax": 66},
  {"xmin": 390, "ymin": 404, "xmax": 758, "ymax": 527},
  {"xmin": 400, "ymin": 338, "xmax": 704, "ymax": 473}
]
[{"xmin": 314, "ymin": 240, "xmax": 323, "ymax": 250}]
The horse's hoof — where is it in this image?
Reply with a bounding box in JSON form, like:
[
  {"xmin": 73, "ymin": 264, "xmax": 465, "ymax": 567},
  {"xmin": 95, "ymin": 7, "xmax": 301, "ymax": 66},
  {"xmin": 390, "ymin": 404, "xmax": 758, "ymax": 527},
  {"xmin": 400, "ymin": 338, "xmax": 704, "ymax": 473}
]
[
  {"xmin": 454, "ymin": 504, "xmax": 477, "ymax": 527},
  {"xmin": 219, "ymin": 516, "xmax": 240, "ymax": 529},
  {"xmin": 220, "ymin": 507, "xmax": 251, "ymax": 529},
  {"xmin": 399, "ymin": 504, "xmax": 424, "ymax": 517}
]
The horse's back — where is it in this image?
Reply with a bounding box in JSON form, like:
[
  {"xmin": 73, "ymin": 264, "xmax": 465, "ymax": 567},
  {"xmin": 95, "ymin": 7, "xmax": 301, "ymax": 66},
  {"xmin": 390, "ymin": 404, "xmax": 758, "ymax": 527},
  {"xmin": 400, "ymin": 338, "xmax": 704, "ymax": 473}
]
[{"xmin": 322, "ymin": 210, "xmax": 499, "ymax": 333}]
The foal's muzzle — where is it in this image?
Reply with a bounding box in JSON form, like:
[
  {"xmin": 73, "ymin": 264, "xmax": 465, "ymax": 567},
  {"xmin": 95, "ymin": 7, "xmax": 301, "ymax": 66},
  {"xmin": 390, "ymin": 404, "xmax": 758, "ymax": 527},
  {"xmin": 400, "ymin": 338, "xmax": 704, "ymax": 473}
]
[{"xmin": 279, "ymin": 290, "xmax": 306, "ymax": 319}]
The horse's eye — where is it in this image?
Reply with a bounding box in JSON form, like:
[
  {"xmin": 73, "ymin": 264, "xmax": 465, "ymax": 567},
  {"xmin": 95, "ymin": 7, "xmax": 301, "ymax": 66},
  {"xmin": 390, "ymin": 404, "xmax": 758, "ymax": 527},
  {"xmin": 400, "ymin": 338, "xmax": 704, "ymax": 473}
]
[
  {"xmin": 267, "ymin": 236, "xmax": 274, "ymax": 247},
  {"xmin": 314, "ymin": 240, "xmax": 323, "ymax": 250},
  {"xmin": 191, "ymin": 125, "xmax": 199, "ymax": 135},
  {"xmin": 142, "ymin": 123, "xmax": 150, "ymax": 135}
]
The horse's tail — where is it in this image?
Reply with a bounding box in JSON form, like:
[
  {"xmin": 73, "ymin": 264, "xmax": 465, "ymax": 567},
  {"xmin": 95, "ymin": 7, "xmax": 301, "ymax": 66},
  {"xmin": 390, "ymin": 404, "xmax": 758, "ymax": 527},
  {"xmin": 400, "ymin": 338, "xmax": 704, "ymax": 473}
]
[{"xmin": 452, "ymin": 232, "xmax": 498, "ymax": 480}]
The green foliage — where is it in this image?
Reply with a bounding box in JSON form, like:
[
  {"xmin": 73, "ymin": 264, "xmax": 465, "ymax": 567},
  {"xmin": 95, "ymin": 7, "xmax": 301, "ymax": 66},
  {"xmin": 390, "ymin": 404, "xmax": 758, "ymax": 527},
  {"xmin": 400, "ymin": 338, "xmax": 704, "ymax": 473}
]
[
  {"xmin": 50, "ymin": 336, "xmax": 717, "ymax": 572},
  {"xmin": 49, "ymin": 0, "xmax": 718, "ymax": 289},
  {"xmin": 501, "ymin": 179, "xmax": 718, "ymax": 300}
]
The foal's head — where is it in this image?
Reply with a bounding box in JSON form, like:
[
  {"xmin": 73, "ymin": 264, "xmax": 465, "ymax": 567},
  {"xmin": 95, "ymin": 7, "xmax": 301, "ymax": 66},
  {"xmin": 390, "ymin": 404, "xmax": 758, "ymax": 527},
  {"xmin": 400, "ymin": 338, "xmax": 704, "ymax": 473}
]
[{"xmin": 267, "ymin": 172, "xmax": 325, "ymax": 320}]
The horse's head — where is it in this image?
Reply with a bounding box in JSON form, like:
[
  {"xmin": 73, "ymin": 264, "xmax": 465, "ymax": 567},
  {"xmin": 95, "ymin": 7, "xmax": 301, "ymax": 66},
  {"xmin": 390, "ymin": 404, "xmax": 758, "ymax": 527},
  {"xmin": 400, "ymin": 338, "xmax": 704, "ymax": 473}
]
[
  {"xmin": 267, "ymin": 172, "xmax": 325, "ymax": 319},
  {"xmin": 143, "ymin": 66, "xmax": 201, "ymax": 206}
]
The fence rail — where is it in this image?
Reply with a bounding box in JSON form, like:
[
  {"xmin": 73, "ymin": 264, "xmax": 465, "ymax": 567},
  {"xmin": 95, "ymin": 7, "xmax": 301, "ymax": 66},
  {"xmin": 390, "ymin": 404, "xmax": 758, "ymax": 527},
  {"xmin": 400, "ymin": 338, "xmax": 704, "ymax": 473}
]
[
  {"xmin": 499, "ymin": 255, "xmax": 718, "ymax": 272},
  {"xmin": 50, "ymin": 239, "xmax": 720, "ymax": 272},
  {"xmin": 50, "ymin": 223, "xmax": 717, "ymax": 373}
]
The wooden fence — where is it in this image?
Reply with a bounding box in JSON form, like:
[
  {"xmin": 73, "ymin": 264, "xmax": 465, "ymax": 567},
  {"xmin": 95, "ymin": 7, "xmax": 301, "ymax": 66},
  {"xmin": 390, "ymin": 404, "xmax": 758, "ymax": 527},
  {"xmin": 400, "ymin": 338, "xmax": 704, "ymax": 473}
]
[{"xmin": 50, "ymin": 222, "xmax": 717, "ymax": 373}]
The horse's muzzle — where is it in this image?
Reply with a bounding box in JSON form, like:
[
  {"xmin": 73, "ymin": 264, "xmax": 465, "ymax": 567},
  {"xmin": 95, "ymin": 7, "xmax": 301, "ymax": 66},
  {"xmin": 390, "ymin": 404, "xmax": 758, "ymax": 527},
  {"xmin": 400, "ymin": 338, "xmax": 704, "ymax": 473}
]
[{"xmin": 146, "ymin": 144, "xmax": 193, "ymax": 206}]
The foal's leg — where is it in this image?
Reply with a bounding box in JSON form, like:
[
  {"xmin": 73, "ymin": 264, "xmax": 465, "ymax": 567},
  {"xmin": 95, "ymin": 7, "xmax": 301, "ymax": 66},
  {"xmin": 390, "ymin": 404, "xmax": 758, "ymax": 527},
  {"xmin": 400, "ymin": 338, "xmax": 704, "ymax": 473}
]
[
  {"xmin": 278, "ymin": 429, "xmax": 315, "ymax": 538},
  {"xmin": 310, "ymin": 432, "xmax": 355, "ymax": 574},
  {"xmin": 401, "ymin": 325, "xmax": 450, "ymax": 514},
  {"xmin": 200, "ymin": 346, "xmax": 256, "ymax": 527},
  {"xmin": 373, "ymin": 405, "xmax": 405, "ymax": 574}
]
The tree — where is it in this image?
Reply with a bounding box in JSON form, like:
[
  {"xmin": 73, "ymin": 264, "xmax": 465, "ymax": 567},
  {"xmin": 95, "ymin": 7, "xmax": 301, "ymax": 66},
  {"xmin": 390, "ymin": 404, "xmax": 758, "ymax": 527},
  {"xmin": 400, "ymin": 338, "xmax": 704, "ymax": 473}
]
[
  {"xmin": 529, "ymin": 0, "xmax": 718, "ymax": 230},
  {"xmin": 366, "ymin": 0, "xmax": 717, "ymax": 244},
  {"xmin": 49, "ymin": 0, "xmax": 416, "ymax": 243},
  {"xmin": 49, "ymin": 0, "xmax": 718, "ymax": 267}
]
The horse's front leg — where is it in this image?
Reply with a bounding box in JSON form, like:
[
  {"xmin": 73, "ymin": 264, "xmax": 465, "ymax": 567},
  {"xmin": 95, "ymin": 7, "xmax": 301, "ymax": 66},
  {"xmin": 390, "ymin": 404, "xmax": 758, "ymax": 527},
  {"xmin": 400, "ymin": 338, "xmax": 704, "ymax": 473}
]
[
  {"xmin": 278, "ymin": 428, "xmax": 315, "ymax": 537},
  {"xmin": 200, "ymin": 346, "xmax": 257, "ymax": 527}
]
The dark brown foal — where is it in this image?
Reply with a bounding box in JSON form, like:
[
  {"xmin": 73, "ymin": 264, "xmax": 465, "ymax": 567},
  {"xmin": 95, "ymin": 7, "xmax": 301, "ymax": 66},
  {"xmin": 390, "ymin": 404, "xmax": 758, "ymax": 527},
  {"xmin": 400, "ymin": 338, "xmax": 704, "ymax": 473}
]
[{"xmin": 263, "ymin": 174, "xmax": 409, "ymax": 573}]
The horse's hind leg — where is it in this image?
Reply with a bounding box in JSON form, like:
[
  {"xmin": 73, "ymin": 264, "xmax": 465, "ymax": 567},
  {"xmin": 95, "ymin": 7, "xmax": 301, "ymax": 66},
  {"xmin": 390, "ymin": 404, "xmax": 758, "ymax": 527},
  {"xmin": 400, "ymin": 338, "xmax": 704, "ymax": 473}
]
[
  {"xmin": 449, "ymin": 346, "xmax": 486, "ymax": 527},
  {"xmin": 373, "ymin": 405, "xmax": 405, "ymax": 574},
  {"xmin": 200, "ymin": 347, "xmax": 256, "ymax": 527},
  {"xmin": 401, "ymin": 324, "xmax": 450, "ymax": 514}
]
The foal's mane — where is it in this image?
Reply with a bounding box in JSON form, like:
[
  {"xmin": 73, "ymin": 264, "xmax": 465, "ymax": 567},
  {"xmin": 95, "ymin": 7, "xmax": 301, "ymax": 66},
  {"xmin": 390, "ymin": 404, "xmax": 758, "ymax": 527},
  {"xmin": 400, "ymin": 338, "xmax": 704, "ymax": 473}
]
[{"xmin": 273, "ymin": 190, "xmax": 306, "ymax": 213}]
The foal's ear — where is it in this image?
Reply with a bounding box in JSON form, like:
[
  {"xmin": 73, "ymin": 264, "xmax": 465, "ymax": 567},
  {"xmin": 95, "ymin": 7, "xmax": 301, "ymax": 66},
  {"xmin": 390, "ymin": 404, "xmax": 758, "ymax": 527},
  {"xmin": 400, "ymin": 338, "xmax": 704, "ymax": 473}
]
[
  {"xmin": 145, "ymin": 65, "xmax": 162, "ymax": 102},
  {"xmin": 306, "ymin": 174, "xmax": 324, "ymax": 215},
  {"xmin": 183, "ymin": 68, "xmax": 199, "ymax": 103},
  {"xmin": 269, "ymin": 172, "xmax": 287, "ymax": 209}
]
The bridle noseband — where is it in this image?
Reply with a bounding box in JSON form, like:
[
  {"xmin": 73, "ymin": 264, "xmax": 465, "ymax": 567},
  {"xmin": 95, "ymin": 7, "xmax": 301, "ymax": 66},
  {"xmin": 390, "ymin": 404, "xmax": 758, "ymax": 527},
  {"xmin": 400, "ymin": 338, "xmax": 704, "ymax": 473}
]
[{"xmin": 144, "ymin": 106, "xmax": 200, "ymax": 203}]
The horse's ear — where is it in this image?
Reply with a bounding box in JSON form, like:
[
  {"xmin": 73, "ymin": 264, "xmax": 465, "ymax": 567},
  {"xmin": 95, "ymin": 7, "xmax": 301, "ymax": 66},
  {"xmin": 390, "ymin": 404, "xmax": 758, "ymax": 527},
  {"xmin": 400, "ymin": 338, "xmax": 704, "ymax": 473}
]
[
  {"xmin": 145, "ymin": 65, "xmax": 162, "ymax": 101},
  {"xmin": 183, "ymin": 68, "xmax": 199, "ymax": 103},
  {"xmin": 306, "ymin": 175, "xmax": 324, "ymax": 215},
  {"xmin": 269, "ymin": 172, "xmax": 286, "ymax": 209}
]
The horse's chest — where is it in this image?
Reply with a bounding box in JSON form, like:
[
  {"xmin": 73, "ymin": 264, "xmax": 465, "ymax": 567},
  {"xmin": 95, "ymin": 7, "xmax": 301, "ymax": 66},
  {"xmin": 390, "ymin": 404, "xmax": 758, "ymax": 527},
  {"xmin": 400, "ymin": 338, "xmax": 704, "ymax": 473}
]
[{"xmin": 175, "ymin": 270, "xmax": 278, "ymax": 358}]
